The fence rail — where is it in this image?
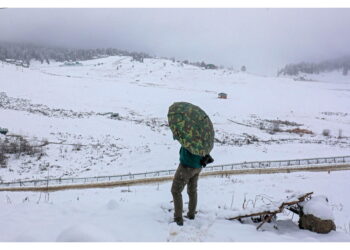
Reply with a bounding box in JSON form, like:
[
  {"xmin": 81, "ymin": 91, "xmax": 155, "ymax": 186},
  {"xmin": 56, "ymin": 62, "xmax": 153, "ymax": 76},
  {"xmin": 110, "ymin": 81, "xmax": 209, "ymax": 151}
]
[{"xmin": 1, "ymin": 155, "xmax": 350, "ymax": 189}]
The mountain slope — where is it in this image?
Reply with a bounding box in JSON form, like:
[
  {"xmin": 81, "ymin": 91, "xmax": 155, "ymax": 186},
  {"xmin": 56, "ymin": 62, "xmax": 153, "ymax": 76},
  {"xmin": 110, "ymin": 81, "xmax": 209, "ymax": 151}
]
[{"xmin": 0, "ymin": 56, "xmax": 350, "ymax": 182}]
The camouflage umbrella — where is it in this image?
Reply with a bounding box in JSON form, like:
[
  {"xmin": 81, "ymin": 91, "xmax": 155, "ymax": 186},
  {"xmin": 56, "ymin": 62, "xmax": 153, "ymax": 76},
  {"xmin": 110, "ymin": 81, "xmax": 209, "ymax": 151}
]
[{"xmin": 167, "ymin": 102, "xmax": 214, "ymax": 156}]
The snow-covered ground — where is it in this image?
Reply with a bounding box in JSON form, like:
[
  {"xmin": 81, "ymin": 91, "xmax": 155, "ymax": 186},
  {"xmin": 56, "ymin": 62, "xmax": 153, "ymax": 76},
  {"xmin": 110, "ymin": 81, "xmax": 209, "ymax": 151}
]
[
  {"xmin": 1, "ymin": 55, "xmax": 350, "ymax": 242},
  {"xmin": 1, "ymin": 170, "xmax": 350, "ymax": 242},
  {"xmin": 1, "ymin": 56, "xmax": 349, "ymax": 182}
]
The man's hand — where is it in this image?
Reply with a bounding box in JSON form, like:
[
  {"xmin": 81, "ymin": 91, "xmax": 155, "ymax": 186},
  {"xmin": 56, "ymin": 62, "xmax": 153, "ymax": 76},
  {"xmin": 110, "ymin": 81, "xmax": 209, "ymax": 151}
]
[{"xmin": 200, "ymin": 154, "xmax": 214, "ymax": 167}]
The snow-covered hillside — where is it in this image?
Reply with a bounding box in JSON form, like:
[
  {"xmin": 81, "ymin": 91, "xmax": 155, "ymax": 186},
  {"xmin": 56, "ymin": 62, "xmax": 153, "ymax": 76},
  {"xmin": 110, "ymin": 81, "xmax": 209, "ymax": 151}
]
[
  {"xmin": 1, "ymin": 55, "xmax": 350, "ymax": 242},
  {"xmin": 1, "ymin": 56, "xmax": 350, "ymax": 182}
]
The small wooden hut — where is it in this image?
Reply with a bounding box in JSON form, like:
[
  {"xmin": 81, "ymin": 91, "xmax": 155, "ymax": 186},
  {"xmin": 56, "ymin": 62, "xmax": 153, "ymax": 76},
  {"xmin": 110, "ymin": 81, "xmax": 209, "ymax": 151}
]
[{"xmin": 218, "ymin": 93, "xmax": 228, "ymax": 99}]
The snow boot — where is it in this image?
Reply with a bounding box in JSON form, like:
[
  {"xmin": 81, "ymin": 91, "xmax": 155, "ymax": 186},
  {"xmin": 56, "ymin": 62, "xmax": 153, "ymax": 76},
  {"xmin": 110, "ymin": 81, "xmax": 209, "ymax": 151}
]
[
  {"xmin": 185, "ymin": 214, "xmax": 195, "ymax": 220},
  {"xmin": 174, "ymin": 217, "xmax": 184, "ymax": 226}
]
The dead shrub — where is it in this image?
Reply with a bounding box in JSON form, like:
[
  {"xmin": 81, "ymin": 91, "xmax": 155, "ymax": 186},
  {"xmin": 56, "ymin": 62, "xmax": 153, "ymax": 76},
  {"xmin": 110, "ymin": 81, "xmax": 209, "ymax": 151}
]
[
  {"xmin": 72, "ymin": 144, "xmax": 82, "ymax": 151},
  {"xmin": 0, "ymin": 136, "xmax": 44, "ymax": 166},
  {"xmin": 0, "ymin": 151, "xmax": 7, "ymax": 168},
  {"xmin": 285, "ymin": 128, "xmax": 314, "ymax": 135}
]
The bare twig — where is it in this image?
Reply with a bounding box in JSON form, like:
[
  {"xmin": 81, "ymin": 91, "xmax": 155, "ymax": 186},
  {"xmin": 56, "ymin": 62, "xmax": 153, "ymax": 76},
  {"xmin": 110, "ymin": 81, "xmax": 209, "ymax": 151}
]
[
  {"xmin": 230, "ymin": 192, "xmax": 235, "ymax": 209},
  {"xmin": 6, "ymin": 195, "xmax": 11, "ymax": 204},
  {"xmin": 227, "ymin": 119, "xmax": 253, "ymax": 128}
]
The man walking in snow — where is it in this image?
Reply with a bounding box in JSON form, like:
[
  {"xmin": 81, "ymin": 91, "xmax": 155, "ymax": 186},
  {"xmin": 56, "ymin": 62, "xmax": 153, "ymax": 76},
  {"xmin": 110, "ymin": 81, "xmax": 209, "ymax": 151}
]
[{"xmin": 171, "ymin": 146, "xmax": 213, "ymax": 226}]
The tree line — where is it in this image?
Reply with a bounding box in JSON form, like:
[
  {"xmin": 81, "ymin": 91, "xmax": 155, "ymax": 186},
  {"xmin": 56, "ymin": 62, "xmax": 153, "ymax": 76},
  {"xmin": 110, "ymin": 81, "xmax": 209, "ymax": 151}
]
[
  {"xmin": 0, "ymin": 41, "xmax": 152, "ymax": 66},
  {"xmin": 278, "ymin": 56, "xmax": 350, "ymax": 76},
  {"xmin": 0, "ymin": 41, "xmax": 224, "ymax": 70}
]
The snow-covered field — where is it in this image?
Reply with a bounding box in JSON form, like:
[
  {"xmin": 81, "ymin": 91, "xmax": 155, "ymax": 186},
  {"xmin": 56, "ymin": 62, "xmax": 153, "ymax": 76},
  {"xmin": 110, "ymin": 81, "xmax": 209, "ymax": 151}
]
[
  {"xmin": 1, "ymin": 56, "xmax": 349, "ymax": 182},
  {"xmin": 1, "ymin": 170, "xmax": 350, "ymax": 242},
  {"xmin": 1, "ymin": 56, "xmax": 350, "ymax": 242}
]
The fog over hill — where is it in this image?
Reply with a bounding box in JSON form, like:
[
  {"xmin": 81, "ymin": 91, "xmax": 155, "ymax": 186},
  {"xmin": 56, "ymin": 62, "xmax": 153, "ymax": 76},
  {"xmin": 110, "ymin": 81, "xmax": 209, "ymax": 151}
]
[
  {"xmin": 0, "ymin": 41, "xmax": 224, "ymax": 70},
  {"xmin": 278, "ymin": 56, "xmax": 350, "ymax": 76},
  {"xmin": 1, "ymin": 8, "xmax": 350, "ymax": 75}
]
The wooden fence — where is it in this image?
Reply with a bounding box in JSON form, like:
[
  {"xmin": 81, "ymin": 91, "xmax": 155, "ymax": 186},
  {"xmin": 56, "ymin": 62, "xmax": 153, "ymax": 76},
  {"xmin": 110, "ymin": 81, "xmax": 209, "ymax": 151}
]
[{"xmin": 0, "ymin": 155, "xmax": 349, "ymax": 191}]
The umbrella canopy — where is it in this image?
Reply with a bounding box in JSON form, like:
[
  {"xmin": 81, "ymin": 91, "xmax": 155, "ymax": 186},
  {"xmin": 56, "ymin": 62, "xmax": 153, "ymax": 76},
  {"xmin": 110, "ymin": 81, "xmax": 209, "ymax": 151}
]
[{"xmin": 167, "ymin": 102, "xmax": 214, "ymax": 156}]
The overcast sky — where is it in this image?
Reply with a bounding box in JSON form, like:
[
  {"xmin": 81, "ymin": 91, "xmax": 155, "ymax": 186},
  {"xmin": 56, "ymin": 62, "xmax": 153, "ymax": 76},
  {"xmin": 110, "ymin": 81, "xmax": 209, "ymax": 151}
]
[{"xmin": 1, "ymin": 8, "xmax": 350, "ymax": 75}]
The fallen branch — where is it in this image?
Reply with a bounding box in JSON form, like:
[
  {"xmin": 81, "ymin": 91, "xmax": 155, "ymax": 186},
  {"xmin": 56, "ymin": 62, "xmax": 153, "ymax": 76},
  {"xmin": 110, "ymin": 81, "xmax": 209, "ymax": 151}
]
[{"xmin": 227, "ymin": 192, "xmax": 313, "ymax": 230}]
